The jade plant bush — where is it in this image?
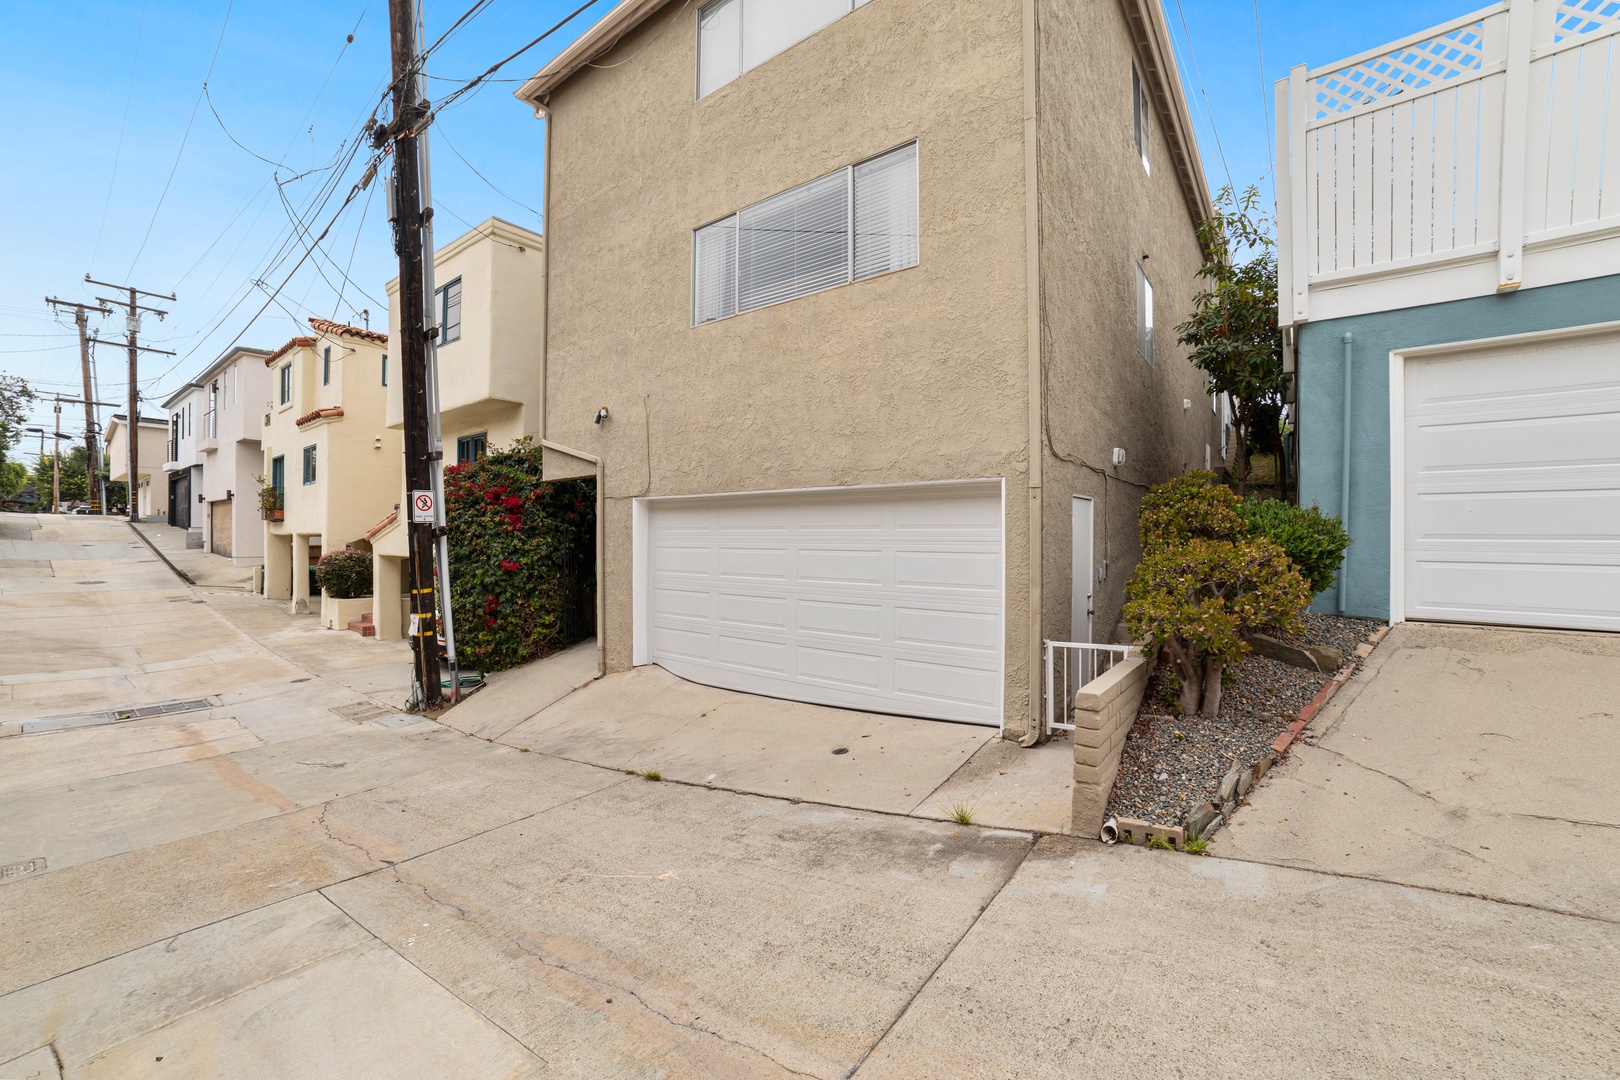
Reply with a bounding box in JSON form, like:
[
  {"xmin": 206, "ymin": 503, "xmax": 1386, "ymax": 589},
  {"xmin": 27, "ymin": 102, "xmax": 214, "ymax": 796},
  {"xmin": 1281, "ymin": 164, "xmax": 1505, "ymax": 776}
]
[
  {"xmin": 316, "ymin": 548, "xmax": 373, "ymax": 599},
  {"xmin": 1124, "ymin": 472, "xmax": 1311, "ymax": 719},
  {"xmin": 1235, "ymin": 498, "xmax": 1351, "ymax": 596},
  {"xmin": 444, "ymin": 438, "xmax": 595, "ymax": 673}
]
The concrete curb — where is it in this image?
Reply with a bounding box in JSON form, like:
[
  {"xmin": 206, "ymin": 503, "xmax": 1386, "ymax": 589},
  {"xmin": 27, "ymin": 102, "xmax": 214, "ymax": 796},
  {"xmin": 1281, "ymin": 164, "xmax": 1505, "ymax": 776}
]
[
  {"xmin": 126, "ymin": 521, "xmax": 197, "ymax": 586},
  {"xmin": 1272, "ymin": 623, "xmax": 1392, "ymax": 756}
]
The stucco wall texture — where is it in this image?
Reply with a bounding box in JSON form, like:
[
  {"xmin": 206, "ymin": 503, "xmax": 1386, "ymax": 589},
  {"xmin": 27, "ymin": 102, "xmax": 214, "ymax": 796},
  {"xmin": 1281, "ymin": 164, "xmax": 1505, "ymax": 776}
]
[
  {"xmin": 1297, "ymin": 272, "xmax": 1620, "ymax": 620},
  {"xmin": 1037, "ymin": 0, "xmax": 1219, "ymax": 643},
  {"xmin": 539, "ymin": 0, "xmax": 1214, "ymax": 734}
]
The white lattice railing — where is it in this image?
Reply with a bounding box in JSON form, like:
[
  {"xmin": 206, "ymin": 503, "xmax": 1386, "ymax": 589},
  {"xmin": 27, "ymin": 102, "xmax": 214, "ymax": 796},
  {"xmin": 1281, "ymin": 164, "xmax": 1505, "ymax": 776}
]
[{"xmin": 1278, "ymin": 0, "xmax": 1620, "ymax": 323}]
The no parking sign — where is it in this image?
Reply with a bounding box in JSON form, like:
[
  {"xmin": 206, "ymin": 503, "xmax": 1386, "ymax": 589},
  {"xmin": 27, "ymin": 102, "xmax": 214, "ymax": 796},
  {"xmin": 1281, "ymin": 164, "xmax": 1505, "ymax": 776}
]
[{"xmin": 410, "ymin": 490, "xmax": 435, "ymax": 523}]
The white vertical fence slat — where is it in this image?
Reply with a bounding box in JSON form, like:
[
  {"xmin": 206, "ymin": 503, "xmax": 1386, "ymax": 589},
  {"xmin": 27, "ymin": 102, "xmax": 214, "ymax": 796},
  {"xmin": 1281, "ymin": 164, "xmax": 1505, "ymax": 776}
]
[
  {"xmin": 1432, "ymin": 86, "xmax": 1460, "ymax": 254},
  {"xmin": 1333, "ymin": 122, "xmax": 1353, "ymax": 271},
  {"xmin": 1542, "ymin": 50, "xmax": 1583, "ymax": 231},
  {"xmin": 1289, "ymin": 64, "xmax": 1311, "ymax": 321},
  {"xmin": 1373, "ymin": 107, "xmax": 1394, "ymax": 263},
  {"xmin": 1354, "ymin": 113, "xmax": 1375, "ymax": 266},
  {"xmin": 1307, "ymin": 128, "xmax": 1323, "ymax": 275},
  {"xmin": 1600, "ymin": 40, "xmax": 1620, "ymax": 219},
  {"xmin": 1414, "ymin": 95, "xmax": 1439, "ymax": 257},
  {"xmin": 1570, "ymin": 38, "xmax": 1611, "ymax": 224},
  {"xmin": 1477, "ymin": 73, "xmax": 1507, "ymax": 248},
  {"xmin": 1392, "ymin": 102, "xmax": 1416, "ymax": 261},
  {"xmin": 1455, "ymin": 80, "xmax": 1482, "ymax": 246},
  {"xmin": 1497, "ymin": 0, "xmax": 1535, "ymax": 286}
]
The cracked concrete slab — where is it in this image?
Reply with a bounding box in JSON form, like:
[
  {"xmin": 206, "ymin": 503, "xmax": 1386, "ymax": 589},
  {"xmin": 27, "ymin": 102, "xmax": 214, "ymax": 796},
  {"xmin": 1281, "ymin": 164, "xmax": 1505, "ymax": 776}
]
[
  {"xmin": 324, "ymin": 781, "xmax": 1032, "ymax": 1078},
  {"xmin": 852, "ymin": 838, "xmax": 1620, "ymax": 1079},
  {"xmin": 1218, "ymin": 623, "xmax": 1620, "ymax": 918}
]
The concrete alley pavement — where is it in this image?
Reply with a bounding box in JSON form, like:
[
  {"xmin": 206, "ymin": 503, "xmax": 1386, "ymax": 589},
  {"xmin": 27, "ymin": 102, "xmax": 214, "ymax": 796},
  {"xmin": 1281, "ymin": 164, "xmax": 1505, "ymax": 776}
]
[{"xmin": 2, "ymin": 515, "xmax": 1617, "ymax": 1078}]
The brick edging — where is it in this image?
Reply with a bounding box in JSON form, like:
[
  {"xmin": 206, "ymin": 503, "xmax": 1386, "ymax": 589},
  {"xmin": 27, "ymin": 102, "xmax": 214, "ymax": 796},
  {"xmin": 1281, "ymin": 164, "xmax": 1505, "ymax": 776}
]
[{"xmin": 1272, "ymin": 624, "xmax": 1391, "ymax": 755}]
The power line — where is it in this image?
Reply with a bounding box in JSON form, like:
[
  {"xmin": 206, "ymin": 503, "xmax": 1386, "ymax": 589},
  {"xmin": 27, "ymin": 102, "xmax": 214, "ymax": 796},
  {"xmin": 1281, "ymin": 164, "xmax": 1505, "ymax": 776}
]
[
  {"xmin": 422, "ymin": 0, "xmax": 606, "ymax": 118},
  {"xmin": 89, "ymin": 1, "xmax": 147, "ymax": 275},
  {"xmin": 1171, "ymin": 0, "xmax": 1237, "ymax": 198},
  {"xmin": 1253, "ymin": 0, "xmax": 1275, "ymax": 201},
  {"xmin": 126, "ymin": 0, "xmax": 236, "ymax": 277},
  {"xmin": 434, "ymin": 125, "xmax": 541, "ymax": 221}
]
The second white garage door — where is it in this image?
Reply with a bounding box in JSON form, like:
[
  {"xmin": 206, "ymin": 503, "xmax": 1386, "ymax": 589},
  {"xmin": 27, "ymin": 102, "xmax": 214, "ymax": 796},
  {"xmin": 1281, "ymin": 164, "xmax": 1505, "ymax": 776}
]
[
  {"xmin": 642, "ymin": 481, "xmax": 1004, "ymax": 725},
  {"xmin": 1402, "ymin": 330, "xmax": 1620, "ymax": 632}
]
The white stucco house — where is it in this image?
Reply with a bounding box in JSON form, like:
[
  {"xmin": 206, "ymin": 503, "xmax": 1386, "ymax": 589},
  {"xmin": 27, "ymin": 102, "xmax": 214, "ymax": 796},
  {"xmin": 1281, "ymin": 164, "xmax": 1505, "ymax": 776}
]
[{"xmin": 159, "ymin": 346, "xmax": 273, "ymax": 562}]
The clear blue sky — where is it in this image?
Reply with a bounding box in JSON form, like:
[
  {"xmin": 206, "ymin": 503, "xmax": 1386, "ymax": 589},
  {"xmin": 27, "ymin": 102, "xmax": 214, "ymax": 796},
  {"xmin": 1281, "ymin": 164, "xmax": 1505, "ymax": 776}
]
[{"xmin": 0, "ymin": 0, "xmax": 1466, "ymax": 456}]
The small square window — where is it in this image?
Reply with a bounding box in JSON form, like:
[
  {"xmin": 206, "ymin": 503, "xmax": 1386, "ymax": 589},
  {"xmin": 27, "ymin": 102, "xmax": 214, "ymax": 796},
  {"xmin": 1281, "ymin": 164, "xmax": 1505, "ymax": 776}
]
[{"xmin": 302, "ymin": 445, "xmax": 317, "ymax": 485}]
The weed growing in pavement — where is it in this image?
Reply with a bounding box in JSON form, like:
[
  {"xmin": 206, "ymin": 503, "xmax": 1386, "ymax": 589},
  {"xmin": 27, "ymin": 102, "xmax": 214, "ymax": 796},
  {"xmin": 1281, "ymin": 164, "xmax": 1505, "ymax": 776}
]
[
  {"xmin": 1183, "ymin": 837, "xmax": 1208, "ymax": 854},
  {"xmin": 639, "ymin": 770, "xmax": 663, "ymax": 781},
  {"xmin": 1147, "ymin": 834, "xmax": 1176, "ymax": 851},
  {"xmin": 948, "ymin": 802, "xmax": 976, "ymax": 825}
]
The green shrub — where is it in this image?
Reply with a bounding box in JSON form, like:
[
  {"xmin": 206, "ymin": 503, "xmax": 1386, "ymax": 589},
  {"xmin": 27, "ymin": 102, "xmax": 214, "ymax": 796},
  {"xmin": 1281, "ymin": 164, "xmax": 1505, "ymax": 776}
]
[
  {"xmin": 316, "ymin": 548, "xmax": 373, "ymax": 599},
  {"xmin": 444, "ymin": 439, "xmax": 595, "ymax": 673},
  {"xmin": 1138, "ymin": 471, "xmax": 1247, "ymax": 555},
  {"xmin": 1126, "ymin": 475, "xmax": 1312, "ymax": 719},
  {"xmin": 1236, "ymin": 499, "xmax": 1351, "ymax": 596}
]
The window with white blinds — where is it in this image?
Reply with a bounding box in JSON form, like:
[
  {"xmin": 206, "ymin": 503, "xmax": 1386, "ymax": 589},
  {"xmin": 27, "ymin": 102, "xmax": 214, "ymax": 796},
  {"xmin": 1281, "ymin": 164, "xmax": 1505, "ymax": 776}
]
[
  {"xmin": 693, "ymin": 142, "xmax": 918, "ymax": 325},
  {"xmin": 1132, "ymin": 64, "xmax": 1150, "ymax": 175},
  {"xmin": 698, "ymin": 0, "xmax": 876, "ymax": 98}
]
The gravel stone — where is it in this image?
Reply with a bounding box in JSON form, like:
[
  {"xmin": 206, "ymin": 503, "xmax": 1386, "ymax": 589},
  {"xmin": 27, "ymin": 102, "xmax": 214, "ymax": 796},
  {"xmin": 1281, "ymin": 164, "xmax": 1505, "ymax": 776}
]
[{"xmin": 1105, "ymin": 613, "xmax": 1385, "ymax": 827}]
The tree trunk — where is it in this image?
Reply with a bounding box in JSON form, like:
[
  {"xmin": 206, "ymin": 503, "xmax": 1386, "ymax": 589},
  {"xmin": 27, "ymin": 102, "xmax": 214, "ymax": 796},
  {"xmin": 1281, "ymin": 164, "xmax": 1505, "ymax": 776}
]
[
  {"xmin": 1233, "ymin": 405, "xmax": 1251, "ymax": 497},
  {"xmin": 1199, "ymin": 656, "xmax": 1225, "ymax": 718},
  {"xmin": 1168, "ymin": 637, "xmax": 1203, "ymax": 717}
]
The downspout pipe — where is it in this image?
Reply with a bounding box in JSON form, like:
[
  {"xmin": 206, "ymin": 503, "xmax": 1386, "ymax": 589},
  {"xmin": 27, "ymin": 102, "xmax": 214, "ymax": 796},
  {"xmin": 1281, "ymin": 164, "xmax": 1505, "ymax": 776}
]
[{"xmin": 1337, "ymin": 331, "xmax": 1353, "ymax": 615}]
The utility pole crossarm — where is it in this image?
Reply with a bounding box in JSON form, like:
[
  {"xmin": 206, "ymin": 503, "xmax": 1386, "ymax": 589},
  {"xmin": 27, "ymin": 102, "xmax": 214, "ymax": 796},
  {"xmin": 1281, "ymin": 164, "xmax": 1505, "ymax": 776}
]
[{"xmin": 44, "ymin": 297, "xmax": 115, "ymax": 513}]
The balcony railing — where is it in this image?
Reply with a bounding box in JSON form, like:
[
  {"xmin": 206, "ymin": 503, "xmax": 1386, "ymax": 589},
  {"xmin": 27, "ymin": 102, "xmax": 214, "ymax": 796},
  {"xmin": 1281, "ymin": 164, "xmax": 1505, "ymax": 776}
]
[
  {"xmin": 1277, "ymin": 0, "xmax": 1620, "ymax": 323},
  {"xmin": 165, "ymin": 437, "xmax": 180, "ymax": 465},
  {"xmin": 261, "ymin": 488, "xmax": 285, "ymax": 521},
  {"xmin": 202, "ymin": 408, "xmax": 218, "ymax": 440}
]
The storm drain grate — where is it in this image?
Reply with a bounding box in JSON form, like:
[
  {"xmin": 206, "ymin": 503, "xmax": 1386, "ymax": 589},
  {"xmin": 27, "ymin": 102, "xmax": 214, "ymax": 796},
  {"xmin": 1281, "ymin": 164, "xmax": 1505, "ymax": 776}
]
[
  {"xmin": 1, "ymin": 858, "xmax": 46, "ymax": 884},
  {"xmin": 330, "ymin": 701, "xmax": 394, "ymax": 724},
  {"xmin": 21, "ymin": 698, "xmax": 215, "ymax": 735}
]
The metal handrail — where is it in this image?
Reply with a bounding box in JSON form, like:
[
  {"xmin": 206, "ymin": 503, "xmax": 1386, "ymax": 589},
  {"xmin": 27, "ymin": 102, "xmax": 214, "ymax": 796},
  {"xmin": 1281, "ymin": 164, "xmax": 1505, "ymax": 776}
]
[{"xmin": 1044, "ymin": 640, "xmax": 1137, "ymax": 734}]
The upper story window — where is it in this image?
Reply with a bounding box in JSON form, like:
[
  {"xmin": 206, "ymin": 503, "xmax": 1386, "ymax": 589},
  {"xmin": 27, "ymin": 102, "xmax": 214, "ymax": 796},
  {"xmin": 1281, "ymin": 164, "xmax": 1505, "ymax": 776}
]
[
  {"xmin": 1136, "ymin": 263, "xmax": 1154, "ymax": 365},
  {"xmin": 698, "ymin": 0, "xmax": 873, "ymax": 98},
  {"xmin": 457, "ymin": 432, "xmax": 488, "ymax": 464},
  {"xmin": 437, "ymin": 279, "xmax": 462, "ymax": 344},
  {"xmin": 693, "ymin": 142, "xmax": 918, "ymax": 325},
  {"xmin": 279, "ymin": 364, "xmax": 292, "ymax": 405},
  {"xmin": 1132, "ymin": 64, "xmax": 1150, "ymax": 175},
  {"xmin": 322, "ymin": 346, "xmax": 332, "ymax": 385},
  {"xmin": 302, "ymin": 445, "xmax": 318, "ymax": 485},
  {"xmin": 381, "ymin": 354, "xmax": 388, "ymax": 387}
]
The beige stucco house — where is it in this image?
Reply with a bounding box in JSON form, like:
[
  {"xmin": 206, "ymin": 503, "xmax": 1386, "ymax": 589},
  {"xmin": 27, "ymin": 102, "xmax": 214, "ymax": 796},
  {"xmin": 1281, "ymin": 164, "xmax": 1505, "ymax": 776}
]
[
  {"xmin": 369, "ymin": 216, "xmax": 547, "ymax": 639},
  {"xmin": 105, "ymin": 414, "xmax": 170, "ymax": 521},
  {"xmin": 517, "ymin": 0, "xmax": 1219, "ymax": 738},
  {"xmin": 260, "ymin": 318, "xmax": 396, "ymax": 615}
]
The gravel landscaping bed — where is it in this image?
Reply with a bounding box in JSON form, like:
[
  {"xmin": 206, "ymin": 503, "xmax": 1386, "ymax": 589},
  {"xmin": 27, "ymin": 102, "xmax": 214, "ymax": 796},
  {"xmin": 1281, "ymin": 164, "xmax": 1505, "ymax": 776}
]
[{"xmin": 1105, "ymin": 613, "xmax": 1385, "ymax": 828}]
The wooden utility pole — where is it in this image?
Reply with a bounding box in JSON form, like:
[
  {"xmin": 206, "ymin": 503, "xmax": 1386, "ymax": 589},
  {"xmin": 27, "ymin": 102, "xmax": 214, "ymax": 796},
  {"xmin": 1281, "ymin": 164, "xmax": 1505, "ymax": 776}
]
[
  {"xmin": 389, "ymin": 0, "xmax": 443, "ymax": 708},
  {"xmin": 85, "ymin": 277, "xmax": 175, "ymax": 523},
  {"xmin": 51, "ymin": 396, "xmax": 62, "ymax": 513},
  {"xmin": 46, "ymin": 297, "xmax": 113, "ymax": 513}
]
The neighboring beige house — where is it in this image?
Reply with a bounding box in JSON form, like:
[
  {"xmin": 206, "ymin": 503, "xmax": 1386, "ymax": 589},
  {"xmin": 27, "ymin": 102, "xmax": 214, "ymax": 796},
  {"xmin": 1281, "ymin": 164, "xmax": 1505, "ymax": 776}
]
[
  {"xmin": 517, "ymin": 0, "xmax": 1219, "ymax": 738},
  {"xmin": 104, "ymin": 414, "xmax": 170, "ymax": 521},
  {"xmin": 369, "ymin": 216, "xmax": 546, "ymax": 639},
  {"xmin": 158, "ymin": 346, "xmax": 273, "ymax": 562},
  {"xmin": 260, "ymin": 318, "xmax": 396, "ymax": 615}
]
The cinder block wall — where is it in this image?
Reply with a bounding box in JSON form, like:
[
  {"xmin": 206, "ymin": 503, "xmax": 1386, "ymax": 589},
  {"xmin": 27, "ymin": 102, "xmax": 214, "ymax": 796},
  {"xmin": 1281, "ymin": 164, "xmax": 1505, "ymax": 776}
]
[{"xmin": 1070, "ymin": 654, "xmax": 1150, "ymax": 837}]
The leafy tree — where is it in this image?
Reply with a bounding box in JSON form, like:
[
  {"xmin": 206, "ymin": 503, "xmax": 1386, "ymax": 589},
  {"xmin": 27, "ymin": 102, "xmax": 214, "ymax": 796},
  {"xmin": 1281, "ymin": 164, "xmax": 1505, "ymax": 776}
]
[
  {"xmin": 1236, "ymin": 499, "xmax": 1351, "ymax": 596},
  {"xmin": 316, "ymin": 548, "xmax": 373, "ymax": 599},
  {"xmin": 1176, "ymin": 185, "xmax": 1286, "ymax": 496},
  {"xmin": 0, "ymin": 460, "xmax": 26, "ymax": 497},
  {"xmin": 0, "ymin": 374, "xmax": 35, "ymax": 461},
  {"xmin": 30, "ymin": 446, "xmax": 91, "ymax": 504},
  {"xmin": 1124, "ymin": 473, "xmax": 1311, "ymax": 718}
]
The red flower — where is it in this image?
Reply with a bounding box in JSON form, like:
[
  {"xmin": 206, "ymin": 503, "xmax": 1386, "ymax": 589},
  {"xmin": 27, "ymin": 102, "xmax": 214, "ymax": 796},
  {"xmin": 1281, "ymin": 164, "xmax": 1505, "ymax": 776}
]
[
  {"xmin": 500, "ymin": 559, "xmax": 520, "ymax": 572},
  {"xmin": 485, "ymin": 616, "xmax": 496, "ymax": 628},
  {"xmin": 501, "ymin": 496, "xmax": 522, "ymax": 510},
  {"xmin": 485, "ymin": 595, "xmax": 499, "ymax": 614}
]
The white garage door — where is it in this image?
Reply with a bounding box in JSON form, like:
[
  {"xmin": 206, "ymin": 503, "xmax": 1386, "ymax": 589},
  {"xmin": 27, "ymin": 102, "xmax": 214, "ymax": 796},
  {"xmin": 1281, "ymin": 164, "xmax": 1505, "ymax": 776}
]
[
  {"xmin": 1403, "ymin": 332, "xmax": 1620, "ymax": 631},
  {"xmin": 644, "ymin": 482, "xmax": 1003, "ymax": 725}
]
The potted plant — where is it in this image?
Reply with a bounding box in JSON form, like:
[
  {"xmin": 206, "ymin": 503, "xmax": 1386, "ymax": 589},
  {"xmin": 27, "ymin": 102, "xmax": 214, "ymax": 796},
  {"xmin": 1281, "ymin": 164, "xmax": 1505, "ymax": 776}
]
[{"xmin": 256, "ymin": 475, "xmax": 283, "ymax": 521}]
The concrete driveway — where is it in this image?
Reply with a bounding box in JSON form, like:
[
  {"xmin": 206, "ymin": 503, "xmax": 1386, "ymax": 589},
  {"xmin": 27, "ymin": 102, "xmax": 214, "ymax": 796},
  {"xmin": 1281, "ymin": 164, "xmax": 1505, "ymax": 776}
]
[
  {"xmin": 1218, "ymin": 621, "xmax": 1620, "ymax": 919},
  {"xmin": 5, "ymin": 517, "xmax": 1619, "ymax": 1078}
]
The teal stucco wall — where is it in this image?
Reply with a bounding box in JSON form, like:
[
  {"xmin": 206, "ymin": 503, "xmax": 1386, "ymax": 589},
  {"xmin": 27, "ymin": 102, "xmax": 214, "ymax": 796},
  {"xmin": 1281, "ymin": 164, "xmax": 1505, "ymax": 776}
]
[{"xmin": 1296, "ymin": 272, "xmax": 1620, "ymax": 619}]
